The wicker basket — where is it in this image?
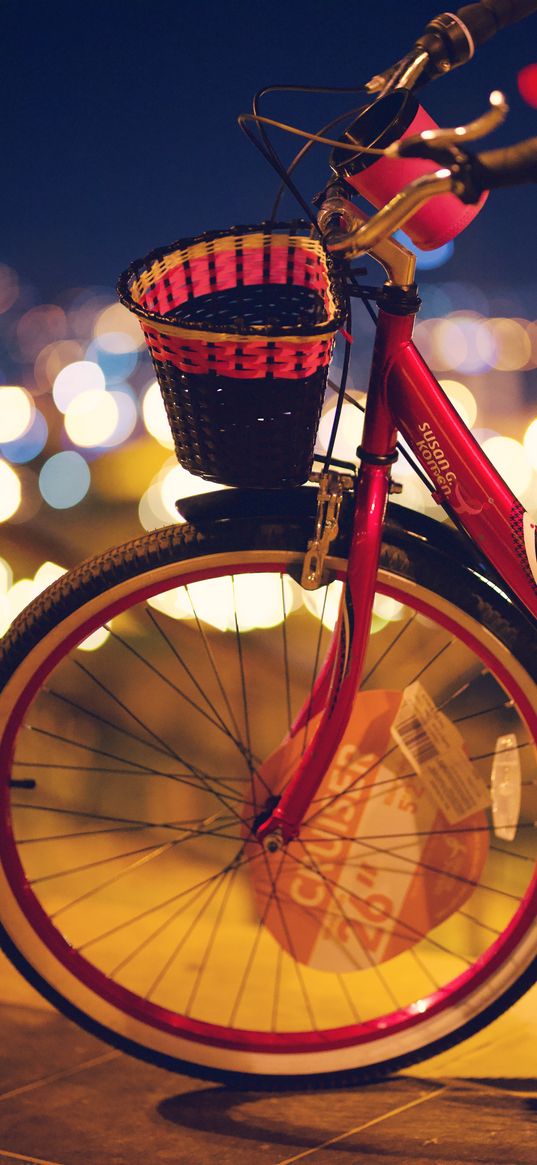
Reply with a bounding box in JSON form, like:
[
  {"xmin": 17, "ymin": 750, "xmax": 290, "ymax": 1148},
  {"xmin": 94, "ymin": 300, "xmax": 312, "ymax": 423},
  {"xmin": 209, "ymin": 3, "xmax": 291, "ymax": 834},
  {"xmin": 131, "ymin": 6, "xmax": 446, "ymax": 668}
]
[{"xmin": 117, "ymin": 222, "xmax": 346, "ymax": 486}]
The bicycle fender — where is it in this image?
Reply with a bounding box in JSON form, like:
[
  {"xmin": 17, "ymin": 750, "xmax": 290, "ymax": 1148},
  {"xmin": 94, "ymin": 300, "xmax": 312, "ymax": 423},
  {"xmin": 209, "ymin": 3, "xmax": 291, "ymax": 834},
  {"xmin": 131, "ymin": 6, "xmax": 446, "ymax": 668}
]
[{"xmin": 177, "ymin": 486, "xmax": 493, "ymax": 580}]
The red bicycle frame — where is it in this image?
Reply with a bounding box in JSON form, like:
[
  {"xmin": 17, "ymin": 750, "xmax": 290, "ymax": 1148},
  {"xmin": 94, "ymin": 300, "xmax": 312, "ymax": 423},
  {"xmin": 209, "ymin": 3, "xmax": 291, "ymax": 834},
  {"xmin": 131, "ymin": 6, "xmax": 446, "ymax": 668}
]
[{"xmin": 258, "ymin": 282, "xmax": 537, "ymax": 846}]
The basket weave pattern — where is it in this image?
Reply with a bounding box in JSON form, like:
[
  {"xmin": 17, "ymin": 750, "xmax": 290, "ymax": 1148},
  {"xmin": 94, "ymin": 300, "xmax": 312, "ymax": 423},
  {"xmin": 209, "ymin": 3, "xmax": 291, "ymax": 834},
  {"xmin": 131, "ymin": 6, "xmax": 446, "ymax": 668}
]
[{"xmin": 118, "ymin": 224, "xmax": 345, "ymax": 485}]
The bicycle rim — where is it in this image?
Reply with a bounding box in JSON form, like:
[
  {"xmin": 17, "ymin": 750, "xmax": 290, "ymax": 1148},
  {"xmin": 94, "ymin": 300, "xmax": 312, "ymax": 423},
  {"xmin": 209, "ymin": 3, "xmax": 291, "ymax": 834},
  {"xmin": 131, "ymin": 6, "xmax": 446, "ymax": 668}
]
[{"xmin": 1, "ymin": 521, "xmax": 537, "ymax": 1082}]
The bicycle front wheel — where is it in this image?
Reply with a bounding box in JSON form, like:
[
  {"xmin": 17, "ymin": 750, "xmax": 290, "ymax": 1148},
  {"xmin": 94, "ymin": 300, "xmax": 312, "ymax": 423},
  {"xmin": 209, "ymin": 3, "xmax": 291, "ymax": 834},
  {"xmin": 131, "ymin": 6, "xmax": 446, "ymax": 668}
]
[{"xmin": 1, "ymin": 502, "xmax": 537, "ymax": 1085}]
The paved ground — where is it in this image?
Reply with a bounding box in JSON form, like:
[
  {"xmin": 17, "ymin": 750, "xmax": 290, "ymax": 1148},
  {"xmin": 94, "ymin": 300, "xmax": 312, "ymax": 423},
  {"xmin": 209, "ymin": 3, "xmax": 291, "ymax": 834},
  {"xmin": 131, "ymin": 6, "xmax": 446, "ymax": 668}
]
[{"xmin": 1, "ymin": 952, "xmax": 536, "ymax": 1165}]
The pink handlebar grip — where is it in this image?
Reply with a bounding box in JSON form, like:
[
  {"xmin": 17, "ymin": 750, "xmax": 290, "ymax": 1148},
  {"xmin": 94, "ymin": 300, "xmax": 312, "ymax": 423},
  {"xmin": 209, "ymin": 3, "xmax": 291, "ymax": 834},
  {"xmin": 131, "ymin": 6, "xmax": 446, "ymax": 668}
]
[{"xmin": 332, "ymin": 91, "xmax": 488, "ymax": 251}]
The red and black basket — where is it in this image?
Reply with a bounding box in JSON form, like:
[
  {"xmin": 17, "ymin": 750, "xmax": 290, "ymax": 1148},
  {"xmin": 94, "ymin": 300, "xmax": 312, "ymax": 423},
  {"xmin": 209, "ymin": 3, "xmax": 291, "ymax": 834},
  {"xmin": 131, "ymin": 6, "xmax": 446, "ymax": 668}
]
[{"xmin": 117, "ymin": 222, "xmax": 347, "ymax": 487}]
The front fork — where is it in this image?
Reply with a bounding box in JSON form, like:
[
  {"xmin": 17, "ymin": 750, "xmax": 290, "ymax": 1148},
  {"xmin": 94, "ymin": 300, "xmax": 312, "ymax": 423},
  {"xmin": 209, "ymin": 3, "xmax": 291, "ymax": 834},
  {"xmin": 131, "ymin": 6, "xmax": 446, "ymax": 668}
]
[{"xmin": 256, "ymin": 297, "xmax": 416, "ymax": 848}]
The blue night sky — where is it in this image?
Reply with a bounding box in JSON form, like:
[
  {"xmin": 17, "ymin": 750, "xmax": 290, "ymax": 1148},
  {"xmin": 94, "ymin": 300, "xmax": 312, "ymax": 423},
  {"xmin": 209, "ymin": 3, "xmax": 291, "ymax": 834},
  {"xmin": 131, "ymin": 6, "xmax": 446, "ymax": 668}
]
[{"xmin": 1, "ymin": 0, "xmax": 536, "ymax": 301}]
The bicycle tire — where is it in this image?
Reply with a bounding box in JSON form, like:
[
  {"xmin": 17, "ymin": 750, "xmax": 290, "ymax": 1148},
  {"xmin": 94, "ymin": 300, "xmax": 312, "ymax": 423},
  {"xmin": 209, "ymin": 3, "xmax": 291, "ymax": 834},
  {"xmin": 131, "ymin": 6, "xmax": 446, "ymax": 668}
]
[{"xmin": 1, "ymin": 499, "xmax": 536, "ymax": 1087}]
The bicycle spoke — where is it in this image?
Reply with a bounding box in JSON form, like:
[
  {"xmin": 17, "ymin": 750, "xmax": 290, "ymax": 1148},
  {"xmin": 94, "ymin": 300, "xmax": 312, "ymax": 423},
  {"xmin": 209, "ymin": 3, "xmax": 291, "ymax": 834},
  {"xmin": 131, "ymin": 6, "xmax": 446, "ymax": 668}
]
[
  {"xmin": 313, "ymin": 820, "xmax": 526, "ymax": 902},
  {"xmin": 289, "ymin": 846, "xmax": 474, "ymax": 969},
  {"xmin": 144, "ymin": 845, "xmax": 247, "ymax": 1001},
  {"xmin": 145, "ymin": 606, "xmax": 254, "ymax": 764},
  {"xmin": 295, "ymin": 840, "xmax": 402, "ymax": 1007},
  {"xmin": 281, "ymin": 574, "xmax": 292, "ymax": 732},
  {"xmin": 78, "ymin": 847, "xmax": 263, "ymax": 957},
  {"xmin": 25, "ymin": 725, "xmax": 253, "ymax": 823},
  {"xmin": 72, "ymin": 659, "xmax": 183, "ymax": 759},
  {"xmin": 230, "ymin": 577, "xmax": 256, "ymax": 787},
  {"xmin": 184, "ymin": 584, "xmax": 245, "ymax": 747},
  {"xmin": 4, "ymin": 534, "xmax": 537, "ymax": 1073},
  {"xmin": 184, "ymin": 858, "xmax": 242, "ymax": 1016},
  {"xmin": 361, "ymin": 612, "xmax": 417, "ymax": 686},
  {"xmin": 260, "ymin": 846, "xmax": 319, "ymax": 1031}
]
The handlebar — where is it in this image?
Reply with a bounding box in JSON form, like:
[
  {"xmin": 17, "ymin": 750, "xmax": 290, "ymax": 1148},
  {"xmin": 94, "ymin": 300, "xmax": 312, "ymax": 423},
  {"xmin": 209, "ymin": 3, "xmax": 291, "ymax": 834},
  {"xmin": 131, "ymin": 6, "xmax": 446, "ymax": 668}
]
[
  {"xmin": 368, "ymin": 1, "xmax": 537, "ymax": 90},
  {"xmin": 321, "ymin": 125, "xmax": 537, "ymax": 261},
  {"xmin": 471, "ymin": 136, "xmax": 537, "ymax": 188}
]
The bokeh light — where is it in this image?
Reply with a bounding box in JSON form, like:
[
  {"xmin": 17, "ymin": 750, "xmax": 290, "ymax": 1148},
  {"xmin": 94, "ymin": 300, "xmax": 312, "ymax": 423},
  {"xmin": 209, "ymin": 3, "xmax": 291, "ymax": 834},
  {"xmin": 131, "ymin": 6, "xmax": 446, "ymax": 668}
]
[
  {"xmin": 439, "ymin": 379, "xmax": 478, "ymax": 427},
  {"xmin": 99, "ymin": 386, "xmax": 138, "ymax": 447},
  {"xmin": 86, "ymin": 337, "xmax": 138, "ymax": 383},
  {"xmin": 432, "ymin": 314, "xmax": 490, "ymax": 373},
  {"xmin": 477, "ymin": 318, "xmax": 532, "ymax": 372},
  {"xmin": 67, "ymin": 291, "xmax": 112, "ymax": 341},
  {"xmin": 34, "ymin": 339, "xmax": 85, "ymax": 395},
  {"xmin": 522, "ymin": 418, "xmax": 537, "ymax": 471},
  {"xmin": 16, "ymin": 304, "xmax": 67, "ymax": 361},
  {"xmin": 317, "ymin": 398, "xmax": 365, "ymax": 462},
  {"xmin": 8, "ymin": 466, "xmax": 42, "ymax": 525},
  {"xmin": 0, "ymin": 460, "xmax": 21, "ymax": 522},
  {"xmin": 1, "ymin": 409, "xmax": 48, "ymax": 464},
  {"xmin": 302, "ymin": 581, "xmax": 404, "ymax": 632},
  {"xmin": 93, "ymin": 302, "xmax": 145, "ymax": 350},
  {"xmin": 39, "ymin": 451, "xmax": 90, "ymax": 509},
  {"xmin": 0, "ymin": 264, "xmax": 19, "ymax": 314},
  {"xmin": 33, "ymin": 561, "xmax": 66, "ymax": 590},
  {"xmin": 1, "ymin": 579, "xmax": 36, "ymax": 632},
  {"xmin": 139, "ymin": 460, "xmax": 224, "ymax": 530},
  {"xmin": 148, "ymin": 573, "xmax": 296, "ymax": 631},
  {"xmin": 395, "ymin": 230, "xmax": 454, "ymax": 270},
  {"xmin": 53, "ymin": 360, "xmax": 106, "ymax": 413},
  {"xmin": 302, "ymin": 581, "xmax": 342, "ymax": 630},
  {"xmin": 0, "ymin": 558, "xmax": 13, "ymax": 593},
  {"xmin": 482, "ymin": 435, "xmax": 533, "ymax": 497},
  {"xmin": 64, "ymin": 388, "xmax": 120, "ymax": 447},
  {"xmin": 142, "ymin": 380, "xmax": 174, "ymax": 449},
  {"xmin": 77, "ymin": 626, "xmax": 111, "ymax": 652},
  {"xmin": 0, "ymin": 562, "xmax": 66, "ymax": 636},
  {"xmin": 0, "ymin": 385, "xmax": 34, "ymax": 443},
  {"xmin": 518, "ymin": 63, "xmax": 537, "ymax": 108}
]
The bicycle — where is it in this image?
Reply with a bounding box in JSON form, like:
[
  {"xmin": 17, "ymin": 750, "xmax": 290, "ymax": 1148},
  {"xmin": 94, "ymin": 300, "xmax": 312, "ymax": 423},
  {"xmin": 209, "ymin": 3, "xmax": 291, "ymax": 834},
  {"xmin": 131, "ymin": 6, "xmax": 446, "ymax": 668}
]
[{"xmin": 1, "ymin": 0, "xmax": 537, "ymax": 1087}]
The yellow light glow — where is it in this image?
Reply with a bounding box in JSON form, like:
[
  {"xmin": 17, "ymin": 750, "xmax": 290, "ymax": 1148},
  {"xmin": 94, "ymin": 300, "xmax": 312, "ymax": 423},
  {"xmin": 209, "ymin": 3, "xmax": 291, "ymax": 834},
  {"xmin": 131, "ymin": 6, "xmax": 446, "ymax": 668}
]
[
  {"xmin": 34, "ymin": 561, "xmax": 66, "ymax": 590},
  {"xmin": 372, "ymin": 595, "xmax": 405, "ymax": 622},
  {"xmin": 138, "ymin": 483, "xmax": 171, "ymax": 531},
  {"xmin": 139, "ymin": 458, "xmax": 229, "ymax": 531},
  {"xmin": 412, "ymin": 319, "xmax": 436, "ymax": 366},
  {"xmin": 317, "ymin": 399, "xmax": 364, "ymax": 462},
  {"xmin": 431, "ymin": 319, "xmax": 468, "ymax": 371},
  {"xmin": 0, "ymin": 563, "xmax": 67, "ymax": 634},
  {"xmin": 0, "ymin": 596, "xmax": 10, "ymax": 636},
  {"xmin": 77, "ymin": 626, "xmax": 111, "ymax": 652},
  {"xmin": 94, "ymin": 303, "xmax": 144, "ymax": 350},
  {"xmin": 149, "ymin": 574, "xmax": 296, "ymax": 631},
  {"xmin": 158, "ymin": 461, "xmax": 224, "ymax": 520},
  {"xmin": 16, "ymin": 304, "xmax": 67, "ymax": 362},
  {"xmin": 0, "ymin": 385, "xmax": 35, "ymax": 443},
  {"xmin": 0, "ymin": 557, "xmax": 12, "ymax": 593},
  {"xmin": 64, "ymin": 389, "xmax": 120, "ymax": 447},
  {"xmin": 34, "ymin": 340, "xmax": 85, "ymax": 394},
  {"xmin": 394, "ymin": 475, "xmax": 429, "ymax": 516},
  {"xmin": 142, "ymin": 381, "xmax": 174, "ymax": 449},
  {"xmin": 147, "ymin": 588, "xmax": 195, "ymax": 620},
  {"xmin": 0, "ymin": 460, "xmax": 21, "ymax": 522},
  {"xmin": 439, "ymin": 379, "xmax": 478, "ymax": 428},
  {"xmin": 3, "ymin": 579, "xmax": 36, "ymax": 626},
  {"xmin": 302, "ymin": 581, "xmax": 343, "ymax": 630},
  {"xmin": 303, "ymin": 582, "xmax": 404, "ymax": 631},
  {"xmin": 482, "ymin": 435, "xmax": 533, "ymax": 497},
  {"xmin": 522, "ymin": 418, "xmax": 537, "ymax": 471},
  {"xmin": 53, "ymin": 360, "xmax": 106, "ymax": 413},
  {"xmin": 479, "ymin": 318, "xmax": 532, "ymax": 372},
  {"xmin": 526, "ymin": 321, "xmax": 537, "ymax": 370},
  {"xmin": 103, "ymin": 390, "xmax": 138, "ymax": 447}
]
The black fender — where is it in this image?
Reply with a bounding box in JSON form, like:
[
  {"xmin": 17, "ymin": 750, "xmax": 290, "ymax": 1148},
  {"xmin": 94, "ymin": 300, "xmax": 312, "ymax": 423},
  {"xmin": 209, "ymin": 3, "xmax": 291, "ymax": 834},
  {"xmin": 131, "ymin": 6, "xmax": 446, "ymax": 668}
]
[{"xmin": 177, "ymin": 486, "xmax": 493, "ymax": 580}]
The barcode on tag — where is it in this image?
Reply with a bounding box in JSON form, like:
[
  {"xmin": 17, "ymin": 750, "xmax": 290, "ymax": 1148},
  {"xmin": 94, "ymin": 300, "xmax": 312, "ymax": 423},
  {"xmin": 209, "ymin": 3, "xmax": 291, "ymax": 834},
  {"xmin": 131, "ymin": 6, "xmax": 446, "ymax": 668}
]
[
  {"xmin": 391, "ymin": 681, "xmax": 490, "ymax": 824},
  {"xmin": 393, "ymin": 713, "xmax": 437, "ymax": 765}
]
